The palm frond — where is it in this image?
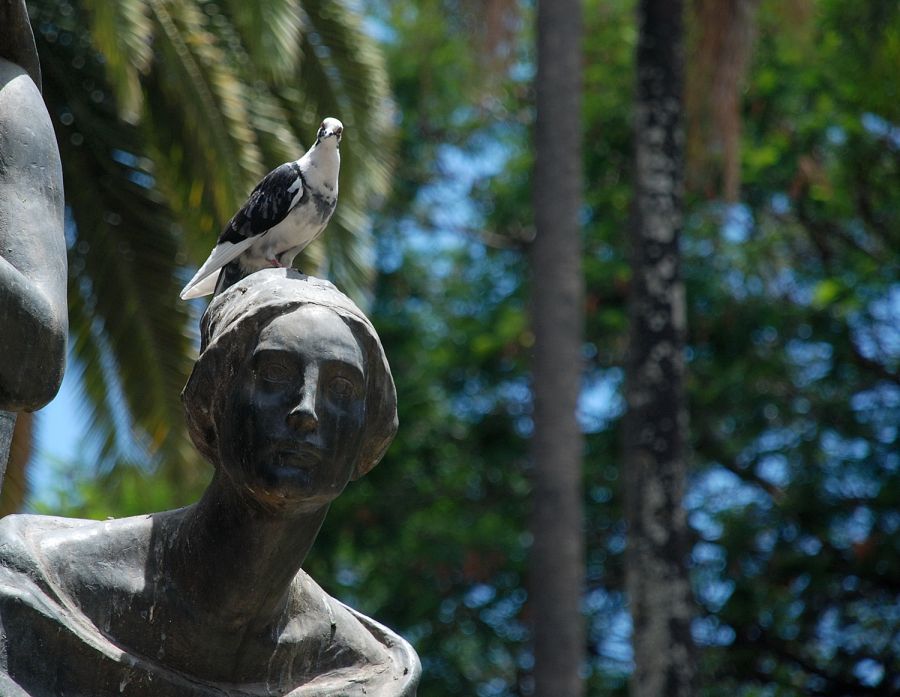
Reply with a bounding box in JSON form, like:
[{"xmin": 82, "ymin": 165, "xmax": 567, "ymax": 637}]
[
  {"xmin": 244, "ymin": 85, "xmax": 305, "ymax": 164},
  {"xmin": 33, "ymin": 6, "xmax": 200, "ymax": 482},
  {"xmin": 80, "ymin": 0, "xmax": 153, "ymax": 121},
  {"xmin": 300, "ymin": 0, "xmax": 394, "ymax": 194},
  {"xmin": 220, "ymin": 0, "xmax": 303, "ymax": 81},
  {"xmin": 292, "ymin": 1, "xmax": 395, "ymax": 300},
  {"xmin": 145, "ymin": 0, "xmax": 264, "ymax": 233}
]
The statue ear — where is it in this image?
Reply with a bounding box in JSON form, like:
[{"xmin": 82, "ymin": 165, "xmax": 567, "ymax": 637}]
[
  {"xmin": 352, "ymin": 412, "xmax": 398, "ymax": 480},
  {"xmin": 348, "ymin": 318, "xmax": 398, "ymax": 481},
  {"xmin": 182, "ymin": 345, "xmax": 227, "ymax": 466}
]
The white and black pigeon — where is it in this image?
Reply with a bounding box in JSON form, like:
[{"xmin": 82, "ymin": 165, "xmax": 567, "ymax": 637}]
[{"xmin": 179, "ymin": 117, "xmax": 343, "ymax": 300}]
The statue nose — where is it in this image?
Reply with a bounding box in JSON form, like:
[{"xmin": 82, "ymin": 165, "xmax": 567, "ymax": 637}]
[
  {"xmin": 287, "ymin": 387, "xmax": 318, "ymax": 432},
  {"xmin": 287, "ymin": 405, "xmax": 318, "ymax": 432}
]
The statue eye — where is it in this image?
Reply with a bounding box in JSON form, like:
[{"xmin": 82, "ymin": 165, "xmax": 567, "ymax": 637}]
[
  {"xmin": 328, "ymin": 375, "xmax": 355, "ymax": 398},
  {"xmin": 258, "ymin": 361, "xmax": 292, "ymax": 384}
]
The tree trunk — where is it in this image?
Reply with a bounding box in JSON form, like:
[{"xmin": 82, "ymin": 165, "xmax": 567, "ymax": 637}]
[
  {"xmin": 0, "ymin": 411, "xmax": 14, "ymax": 497},
  {"xmin": 624, "ymin": 1, "xmax": 696, "ymax": 696},
  {"xmin": 529, "ymin": 1, "xmax": 584, "ymax": 696},
  {"xmin": 0, "ymin": 411, "xmax": 32, "ymax": 516}
]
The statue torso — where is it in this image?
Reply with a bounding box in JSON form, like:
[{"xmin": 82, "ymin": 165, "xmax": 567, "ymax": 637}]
[{"xmin": 0, "ymin": 513, "xmax": 419, "ymax": 697}]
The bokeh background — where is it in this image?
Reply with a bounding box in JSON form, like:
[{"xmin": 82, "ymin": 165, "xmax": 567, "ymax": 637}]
[{"xmin": 3, "ymin": 0, "xmax": 898, "ymax": 695}]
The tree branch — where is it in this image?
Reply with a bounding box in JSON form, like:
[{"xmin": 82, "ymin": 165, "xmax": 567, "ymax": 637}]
[{"xmin": 731, "ymin": 630, "xmax": 891, "ymax": 697}]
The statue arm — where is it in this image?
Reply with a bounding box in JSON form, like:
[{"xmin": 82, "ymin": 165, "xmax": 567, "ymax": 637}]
[
  {"xmin": 0, "ymin": 60, "xmax": 67, "ymax": 412},
  {"xmin": 0, "ymin": 258, "xmax": 67, "ymax": 411}
]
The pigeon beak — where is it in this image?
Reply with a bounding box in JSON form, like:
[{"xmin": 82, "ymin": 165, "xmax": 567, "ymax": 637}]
[{"xmin": 326, "ymin": 126, "xmax": 343, "ymax": 141}]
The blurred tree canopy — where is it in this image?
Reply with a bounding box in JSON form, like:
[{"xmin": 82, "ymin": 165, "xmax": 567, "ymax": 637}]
[{"xmin": 18, "ymin": 0, "xmax": 900, "ymax": 696}]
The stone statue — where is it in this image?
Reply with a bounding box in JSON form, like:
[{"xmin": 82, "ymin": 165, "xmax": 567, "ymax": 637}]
[
  {"xmin": 0, "ymin": 270, "xmax": 420, "ymax": 696},
  {"xmin": 0, "ymin": 0, "xmax": 68, "ymax": 481}
]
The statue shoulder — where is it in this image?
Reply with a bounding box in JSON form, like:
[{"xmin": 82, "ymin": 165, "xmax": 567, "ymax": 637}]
[
  {"xmin": 0, "ymin": 513, "xmax": 209, "ymax": 697},
  {"xmin": 0, "ymin": 513, "xmax": 156, "ymax": 600},
  {"xmin": 0, "ymin": 513, "xmax": 91, "ymax": 574},
  {"xmin": 286, "ymin": 571, "xmax": 422, "ymax": 696},
  {"xmin": 338, "ymin": 602, "xmax": 422, "ymax": 697}
]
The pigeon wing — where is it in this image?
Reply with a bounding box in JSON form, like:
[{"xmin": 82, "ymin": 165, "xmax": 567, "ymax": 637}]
[
  {"xmin": 179, "ymin": 162, "xmax": 306, "ymax": 300},
  {"xmin": 219, "ymin": 162, "xmax": 306, "ymax": 244}
]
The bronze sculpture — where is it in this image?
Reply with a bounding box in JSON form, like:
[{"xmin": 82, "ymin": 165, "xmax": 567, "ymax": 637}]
[
  {"xmin": 0, "ymin": 270, "xmax": 419, "ymax": 696},
  {"xmin": 0, "ymin": 0, "xmax": 68, "ymax": 484}
]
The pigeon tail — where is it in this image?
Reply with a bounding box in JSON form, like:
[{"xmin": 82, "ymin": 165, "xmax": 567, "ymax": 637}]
[{"xmin": 179, "ymin": 237, "xmax": 256, "ymax": 299}]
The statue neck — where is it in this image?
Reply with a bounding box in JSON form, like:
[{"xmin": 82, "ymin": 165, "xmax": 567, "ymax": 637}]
[{"xmin": 167, "ymin": 471, "xmax": 330, "ymax": 630}]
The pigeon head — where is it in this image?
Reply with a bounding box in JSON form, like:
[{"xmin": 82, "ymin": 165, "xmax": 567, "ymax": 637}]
[{"xmin": 316, "ymin": 117, "xmax": 343, "ymax": 145}]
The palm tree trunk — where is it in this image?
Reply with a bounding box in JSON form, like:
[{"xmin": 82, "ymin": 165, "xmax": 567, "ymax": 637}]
[
  {"xmin": 0, "ymin": 412, "xmax": 32, "ymax": 516},
  {"xmin": 529, "ymin": 1, "xmax": 584, "ymax": 696},
  {"xmin": 0, "ymin": 411, "xmax": 14, "ymax": 497},
  {"xmin": 624, "ymin": 1, "xmax": 696, "ymax": 696}
]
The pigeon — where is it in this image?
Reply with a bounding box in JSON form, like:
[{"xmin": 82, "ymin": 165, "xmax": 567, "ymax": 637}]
[{"xmin": 179, "ymin": 117, "xmax": 343, "ymax": 299}]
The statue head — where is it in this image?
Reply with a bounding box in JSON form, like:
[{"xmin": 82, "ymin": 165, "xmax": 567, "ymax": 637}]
[{"xmin": 182, "ymin": 270, "xmax": 397, "ymax": 504}]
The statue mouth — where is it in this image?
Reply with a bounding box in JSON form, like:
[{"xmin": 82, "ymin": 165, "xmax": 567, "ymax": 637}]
[{"xmin": 268, "ymin": 445, "xmax": 323, "ymax": 469}]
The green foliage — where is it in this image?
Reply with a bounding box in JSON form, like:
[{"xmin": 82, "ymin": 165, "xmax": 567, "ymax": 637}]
[
  {"xmin": 341, "ymin": 0, "xmax": 900, "ymax": 694},
  {"xmin": 690, "ymin": 1, "xmax": 900, "ymax": 693}
]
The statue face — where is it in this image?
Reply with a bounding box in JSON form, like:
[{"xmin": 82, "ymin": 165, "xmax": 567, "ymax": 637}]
[{"xmin": 219, "ymin": 305, "xmax": 366, "ymax": 508}]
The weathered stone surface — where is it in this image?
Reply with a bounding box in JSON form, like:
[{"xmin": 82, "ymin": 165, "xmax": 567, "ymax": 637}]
[{"xmin": 0, "ymin": 271, "xmax": 419, "ymax": 696}]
